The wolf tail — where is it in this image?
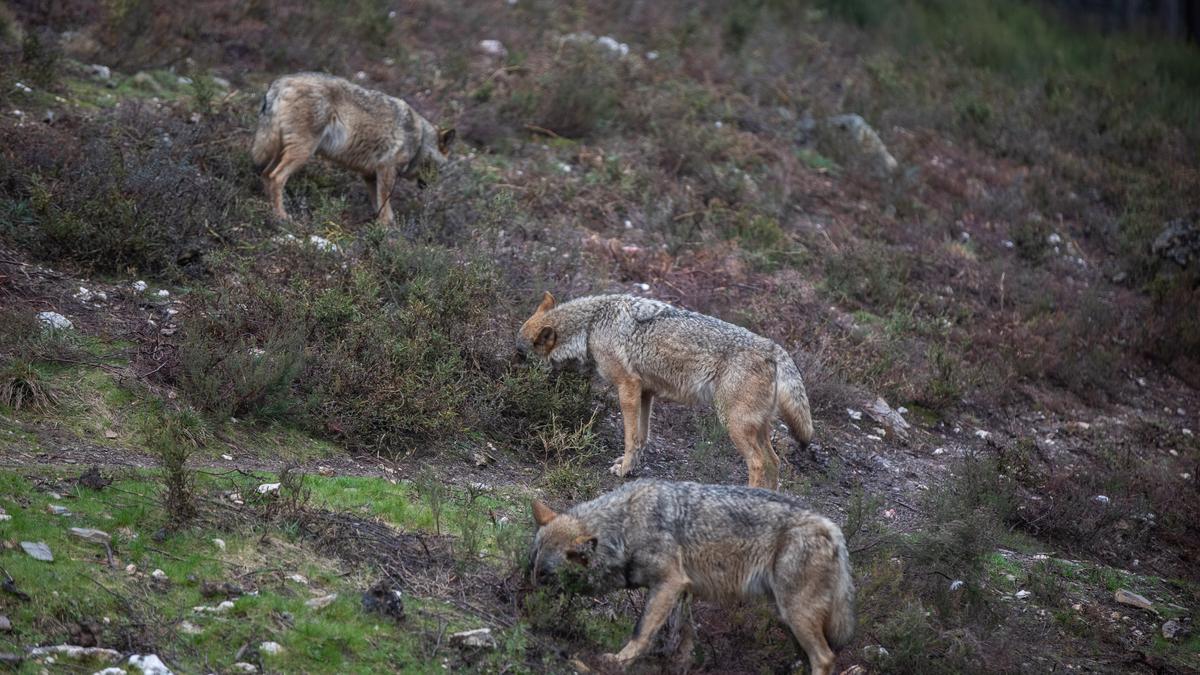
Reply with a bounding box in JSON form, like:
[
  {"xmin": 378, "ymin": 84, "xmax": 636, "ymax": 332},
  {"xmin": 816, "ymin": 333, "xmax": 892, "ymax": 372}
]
[
  {"xmin": 774, "ymin": 346, "xmax": 813, "ymax": 449},
  {"xmin": 250, "ymin": 87, "xmax": 282, "ymax": 175},
  {"xmin": 825, "ymin": 529, "xmax": 856, "ymax": 649}
]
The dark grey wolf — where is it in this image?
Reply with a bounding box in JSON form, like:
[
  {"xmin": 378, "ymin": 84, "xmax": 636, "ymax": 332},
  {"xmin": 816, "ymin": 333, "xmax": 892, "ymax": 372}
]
[
  {"xmin": 251, "ymin": 72, "xmax": 456, "ymax": 223},
  {"xmin": 516, "ymin": 292, "xmax": 814, "ymax": 489},
  {"xmin": 530, "ymin": 479, "xmax": 854, "ymax": 674}
]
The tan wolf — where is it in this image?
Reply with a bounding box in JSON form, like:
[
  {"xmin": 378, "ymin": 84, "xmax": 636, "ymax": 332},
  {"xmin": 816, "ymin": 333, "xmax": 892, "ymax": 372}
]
[
  {"xmin": 515, "ymin": 293, "xmax": 813, "ymax": 489},
  {"xmin": 250, "ymin": 72, "xmax": 456, "ymax": 223},
  {"xmin": 530, "ymin": 479, "xmax": 855, "ymax": 675}
]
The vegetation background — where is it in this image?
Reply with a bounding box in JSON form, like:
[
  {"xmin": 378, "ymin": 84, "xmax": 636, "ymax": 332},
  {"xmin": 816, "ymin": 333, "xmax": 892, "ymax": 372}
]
[{"xmin": 0, "ymin": 0, "xmax": 1197, "ymax": 672}]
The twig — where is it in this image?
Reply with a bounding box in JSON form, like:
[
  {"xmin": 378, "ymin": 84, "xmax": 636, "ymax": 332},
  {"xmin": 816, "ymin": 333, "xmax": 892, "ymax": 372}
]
[{"xmin": 523, "ymin": 124, "xmax": 562, "ymax": 139}]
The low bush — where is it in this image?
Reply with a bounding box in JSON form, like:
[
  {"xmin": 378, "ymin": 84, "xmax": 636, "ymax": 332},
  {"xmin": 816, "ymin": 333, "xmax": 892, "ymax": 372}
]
[{"xmin": 0, "ymin": 104, "xmax": 257, "ymax": 278}]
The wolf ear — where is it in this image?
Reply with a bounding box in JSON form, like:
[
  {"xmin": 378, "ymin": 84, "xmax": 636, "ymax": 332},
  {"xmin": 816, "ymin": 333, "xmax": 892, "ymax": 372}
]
[
  {"xmin": 438, "ymin": 127, "xmax": 457, "ymax": 154},
  {"xmin": 537, "ymin": 291, "xmax": 556, "ymax": 313},
  {"xmin": 566, "ymin": 535, "xmax": 598, "ymax": 566},
  {"xmin": 534, "ymin": 326, "xmax": 557, "ymax": 351},
  {"xmin": 532, "ymin": 500, "xmax": 557, "ymax": 527}
]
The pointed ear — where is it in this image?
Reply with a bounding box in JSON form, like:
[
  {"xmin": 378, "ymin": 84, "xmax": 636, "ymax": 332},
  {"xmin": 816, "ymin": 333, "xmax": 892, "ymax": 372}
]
[
  {"xmin": 438, "ymin": 127, "xmax": 456, "ymax": 153},
  {"xmin": 566, "ymin": 535, "xmax": 598, "ymax": 566},
  {"xmin": 537, "ymin": 291, "xmax": 556, "ymax": 313},
  {"xmin": 534, "ymin": 325, "xmax": 557, "ymax": 351},
  {"xmin": 532, "ymin": 499, "xmax": 557, "ymax": 527}
]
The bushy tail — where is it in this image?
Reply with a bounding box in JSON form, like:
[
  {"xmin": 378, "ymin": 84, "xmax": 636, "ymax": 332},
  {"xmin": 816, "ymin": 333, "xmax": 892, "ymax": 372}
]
[
  {"xmin": 826, "ymin": 529, "xmax": 856, "ymax": 649},
  {"xmin": 774, "ymin": 346, "xmax": 813, "ymax": 448},
  {"xmin": 250, "ymin": 89, "xmax": 282, "ymax": 175}
]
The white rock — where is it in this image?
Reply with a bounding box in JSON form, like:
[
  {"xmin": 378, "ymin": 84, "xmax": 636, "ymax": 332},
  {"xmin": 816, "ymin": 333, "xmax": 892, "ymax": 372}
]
[
  {"xmin": 478, "ymin": 39, "xmax": 507, "ymax": 58},
  {"xmin": 14, "ymin": 82, "xmax": 32, "ymax": 94},
  {"xmin": 193, "ymin": 600, "xmax": 235, "ymax": 614},
  {"xmin": 69, "ymin": 528, "xmax": 112, "ymax": 544},
  {"xmin": 21, "ymin": 541, "xmax": 53, "ymax": 561},
  {"xmin": 259, "ymin": 641, "xmax": 283, "ymax": 656},
  {"xmin": 974, "ymin": 429, "xmax": 991, "ymax": 440},
  {"xmin": 47, "ymin": 504, "xmax": 72, "ymax": 516},
  {"xmin": 88, "ymin": 64, "xmax": 112, "ymax": 80},
  {"xmin": 1047, "ymin": 233, "xmax": 1062, "ymax": 245},
  {"xmin": 646, "ymin": 50, "xmax": 659, "ymax": 60},
  {"xmin": 212, "ymin": 538, "xmax": 226, "ymax": 551},
  {"xmin": 125, "ymin": 564, "xmax": 137, "ymax": 575},
  {"xmin": 847, "ymin": 409, "xmax": 863, "ymax": 421},
  {"xmin": 1183, "ymin": 428, "xmax": 1194, "ymax": 437},
  {"xmin": 151, "ymin": 569, "xmax": 168, "ymax": 580},
  {"xmin": 256, "ymin": 483, "xmax": 281, "ymax": 495},
  {"xmin": 29, "ymin": 645, "xmax": 120, "ymax": 662},
  {"xmin": 178, "ymin": 620, "xmax": 203, "ymax": 635},
  {"xmin": 449, "ymin": 628, "xmax": 497, "ymax": 649},
  {"xmin": 231, "ymin": 663, "xmax": 258, "ymax": 673},
  {"xmin": 637, "ymin": 283, "xmax": 650, "ymax": 292},
  {"xmin": 825, "ymin": 114, "xmax": 899, "ymax": 174},
  {"xmin": 305, "ymin": 593, "xmax": 338, "ymax": 610},
  {"xmin": 132, "ymin": 280, "xmax": 148, "ymax": 292},
  {"xmin": 37, "ymin": 311, "xmax": 72, "ymax": 330},
  {"xmin": 287, "ymin": 574, "xmax": 309, "ymax": 585},
  {"xmin": 949, "ymin": 579, "xmax": 964, "ymax": 591},
  {"xmin": 128, "ymin": 653, "xmax": 173, "ymax": 675},
  {"xmin": 1114, "ymin": 589, "xmax": 1152, "ymax": 610},
  {"xmin": 1162, "ymin": 619, "xmax": 1182, "ymax": 640},
  {"xmin": 1015, "ymin": 590, "xmax": 1032, "ymax": 600},
  {"xmin": 1093, "ymin": 495, "xmax": 1110, "ymax": 505},
  {"xmin": 865, "ymin": 397, "xmax": 912, "ymax": 440},
  {"xmin": 0, "ymin": 514, "xmax": 9, "ymax": 521},
  {"xmin": 932, "ymin": 448, "xmax": 945, "ymax": 455},
  {"xmin": 354, "ymin": 71, "xmax": 367, "ymax": 81},
  {"xmin": 74, "ymin": 286, "xmax": 94, "ymax": 302},
  {"xmin": 308, "ymin": 235, "xmax": 339, "ymax": 252},
  {"xmin": 94, "ymin": 668, "xmax": 126, "ymax": 675}
]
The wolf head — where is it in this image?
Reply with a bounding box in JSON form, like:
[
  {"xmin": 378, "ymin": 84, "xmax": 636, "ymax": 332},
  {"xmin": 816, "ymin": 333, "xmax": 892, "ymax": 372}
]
[
  {"xmin": 406, "ymin": 123, "xmax": 457, "ymax": 186},
  {"xmin": 515, "ymin": 291, "xmax": 559, "ymax": 359},
  {"xmin": 528, "ymin": 499, "xmax": 598, "ymax": 588}
]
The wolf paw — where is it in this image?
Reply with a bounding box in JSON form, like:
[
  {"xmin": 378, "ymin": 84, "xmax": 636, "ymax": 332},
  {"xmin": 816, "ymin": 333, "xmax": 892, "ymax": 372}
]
[
  {"xmin": 597, "ymin": 653, "xmax": 629, "ymax": 671},
  {"xmin": 608, "ymin": 457, "xmax": 633, "ymax": 477}
]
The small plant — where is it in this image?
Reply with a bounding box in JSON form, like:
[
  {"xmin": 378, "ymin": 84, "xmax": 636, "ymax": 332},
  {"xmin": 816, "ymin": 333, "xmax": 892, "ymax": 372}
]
[
  {"xmin": 413, "ymin": 466, "xmax": 446, "ymax": 535},
  {"xmin": 453, "ymin": 485, "xmax": 488, "ymax": 564},
  {"xmin": 518, "ymin": 42, "xmax": 625, "ymax": 138},
  {"xmin": 146, "ymin": 404, "xmax": 209, "ymax": 527},
  {"xmin": 0, "ymin": 361, "xmax": 58, "ymax": 412}
]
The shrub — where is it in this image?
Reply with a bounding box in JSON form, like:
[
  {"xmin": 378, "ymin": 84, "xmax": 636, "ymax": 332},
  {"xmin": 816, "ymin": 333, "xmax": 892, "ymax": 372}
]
[
  {"xmin": 0, "ymin": 104, "xmax": 255, "ymax": 278},
  {"xmin": 0, "ymin": 361, "xmax": 58, "ymax": 412},
  {"xmin": 146, "ymin": 404, "xmax": 209, "ymax": 527},
  {"xmin": 177, "ymin": 282, "xmax": 307, "ymax": 421},
  {"xmin": 825, "ymin": 242, "xmax": 913, "ymax": 309},
  {"xmin": 516, "ymin": 42, "xmax": 626, "ymax": 138}
]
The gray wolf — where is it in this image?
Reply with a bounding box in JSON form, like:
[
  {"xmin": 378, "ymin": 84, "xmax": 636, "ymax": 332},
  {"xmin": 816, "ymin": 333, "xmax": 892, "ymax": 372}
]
[
  {"xmin": 250, "ymin": 72, "xmax": 456, "ymax": 223},
  {"xmin": 515, "ymin": 293, "xmax": 813, "ymax": 489},
  {"xmin": 529, "ymin": 479, "xmax": 855, "ymax": 674}
]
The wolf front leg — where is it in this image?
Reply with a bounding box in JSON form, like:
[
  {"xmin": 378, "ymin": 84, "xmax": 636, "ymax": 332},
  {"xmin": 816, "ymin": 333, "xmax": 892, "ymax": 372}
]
[
  {"xmin": 602, "ymin": 568, "xmax": 689, "ymax": 667},
  {"xmin": 610, "ymin": 376, "xmax": 644, "ymax": 477}
]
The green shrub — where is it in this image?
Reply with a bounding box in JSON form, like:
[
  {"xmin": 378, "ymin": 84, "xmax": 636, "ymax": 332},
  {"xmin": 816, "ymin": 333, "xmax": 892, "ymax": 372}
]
[
  {"xmin": 517, "ymin": 42, "xmax": 625, "ymax": 138},
  {"xmin": 145, "ymin": 404, "xmax": 209, "ymax": 527},
  {"xmin": 0, "ymin": 105, "xmax": 254, "ymax": 278}
]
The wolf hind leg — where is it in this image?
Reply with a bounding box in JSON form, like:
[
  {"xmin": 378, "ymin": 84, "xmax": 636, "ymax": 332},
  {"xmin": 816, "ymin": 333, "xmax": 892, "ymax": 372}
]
[
  {"xmin": 637, "ymin": 390, "xmax": 654, "ymax": 449},
  {"xmin": 266, "ymin": 139, "xmax": 318, "ymax": 220},
  {"xmin": 363, "ymin": 174, "xmax": 378, "ymax": 214},
  {"xmin": 774, "ymin": 534, "xmax": 837, "ymax": 675}
]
